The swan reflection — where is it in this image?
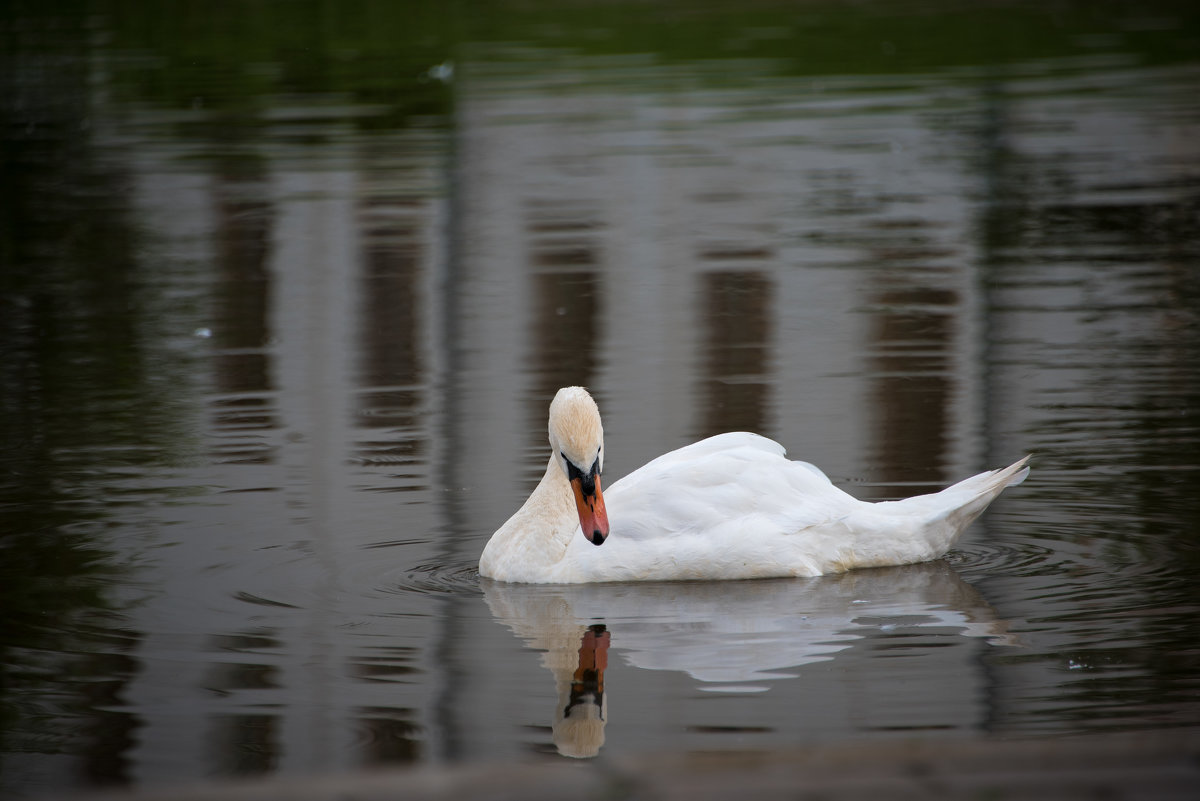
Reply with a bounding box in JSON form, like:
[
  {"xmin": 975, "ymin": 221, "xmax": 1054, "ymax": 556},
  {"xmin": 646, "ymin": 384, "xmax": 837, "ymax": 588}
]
[
  {"xmin": 481, "ymin": 561, "xmax": 1013, "ymax": 758},
  {"xmin": 556, "ymin": 624, "xmax": 610, "ymax": 758}
]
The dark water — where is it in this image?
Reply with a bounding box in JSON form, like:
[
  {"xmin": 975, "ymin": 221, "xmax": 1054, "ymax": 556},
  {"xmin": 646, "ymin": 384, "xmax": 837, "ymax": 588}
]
[{"xmin": 2, "ymin": 1, "xmax": 1199, "ymax": 795}]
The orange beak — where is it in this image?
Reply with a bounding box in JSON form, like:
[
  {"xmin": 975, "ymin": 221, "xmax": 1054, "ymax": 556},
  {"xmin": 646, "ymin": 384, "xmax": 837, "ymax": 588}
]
[{"xmin": 570, "ymin": 473, "xmax": 609, "ymax": 546}]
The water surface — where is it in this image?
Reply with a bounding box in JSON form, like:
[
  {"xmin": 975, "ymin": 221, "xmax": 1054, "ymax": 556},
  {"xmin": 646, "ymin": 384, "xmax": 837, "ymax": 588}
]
[{"xmin": 2, "ymin": 1, "xmax": 1198, "ymax": 795}]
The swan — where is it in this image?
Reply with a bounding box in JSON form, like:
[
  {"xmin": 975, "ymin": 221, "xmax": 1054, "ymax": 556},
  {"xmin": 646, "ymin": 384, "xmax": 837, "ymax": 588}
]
[{"xmin": 479, "ymin": 386, "xmax": 1029, "ymax": 583}]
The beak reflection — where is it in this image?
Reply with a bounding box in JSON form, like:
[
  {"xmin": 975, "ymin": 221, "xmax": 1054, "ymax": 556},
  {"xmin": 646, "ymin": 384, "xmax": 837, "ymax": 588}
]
[{"xmin": 555, "ymin": 624, "xmax": 610, "ymax": 758}]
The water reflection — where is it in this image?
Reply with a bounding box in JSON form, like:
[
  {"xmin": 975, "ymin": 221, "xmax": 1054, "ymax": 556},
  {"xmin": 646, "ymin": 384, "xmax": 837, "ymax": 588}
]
[
  {"xmin": 3, "ymin": 1, "xmax": 1200, "ymax": 795},
  {"xmin": 0, "ymin": 11, "xmax": 172, "ymax": 791},
  {"xmin": 210, "ymin": 161, "xmax": 276, "ymax": 465},
  {"xmin": 483, "ymin": 562, "xmax": 1014, "ymax": 758},
  {"xmin": 354, "ymin": 145, "xmax": 430, "ymax": 475},
  {"xmin": 697, "ymin": 271, "xmax": 772, "ymax": 437},
  {"xmin": 526, "ymin": 198, "xmax": 605, "ymax": 463},
  {"xmin": 869, "ymin": 281, "xmax": 956, "ymax": 490}
]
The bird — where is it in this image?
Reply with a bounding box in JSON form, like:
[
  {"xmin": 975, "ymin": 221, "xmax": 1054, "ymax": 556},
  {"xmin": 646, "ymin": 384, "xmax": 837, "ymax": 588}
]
[{"xmin": 478, "ymin": 386, "xmax": 1030, "ymax": 584}]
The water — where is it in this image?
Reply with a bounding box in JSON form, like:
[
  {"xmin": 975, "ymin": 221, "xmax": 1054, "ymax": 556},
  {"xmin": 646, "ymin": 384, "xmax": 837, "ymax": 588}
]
[{"xmin": 2, "ymin": 1, "xmax": 1199, "ymax": 795}]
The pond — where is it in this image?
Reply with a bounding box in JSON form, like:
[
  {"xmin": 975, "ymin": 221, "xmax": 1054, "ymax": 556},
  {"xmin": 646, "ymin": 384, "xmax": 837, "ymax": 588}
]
[{"xmin": 2, "ymin": 1, "xmax": 1199, "ymax": 795}]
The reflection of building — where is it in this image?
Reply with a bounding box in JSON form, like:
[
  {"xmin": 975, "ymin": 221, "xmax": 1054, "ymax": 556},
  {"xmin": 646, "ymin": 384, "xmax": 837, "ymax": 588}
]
[
  {"xmin": 441, "ymin": 64, "xmax": 1007, "ymax": 761},
  {"xmin": 210, "ymin": 161, "xmax": 275, "ymax": 467},
  {"xmin": 450, "ymin": 66, "xmax": 988, "ymax": 514},
  {"xmin": 44, "ymin": 45, "xmax": 1197, "ymax": 795},
  {"xmin": 81, "ymin": 63, "xmax": 1001, "ymax": 783},
  {"xmin": 100, "ymin": 61, "xmax": 999, "ymax": 783},
  {"xmin": 104, "ymin": 127, "xmax": 451, "ymax": 782}
]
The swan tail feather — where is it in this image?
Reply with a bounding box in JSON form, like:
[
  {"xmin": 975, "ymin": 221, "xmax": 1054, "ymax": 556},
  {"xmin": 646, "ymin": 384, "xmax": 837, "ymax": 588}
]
[
  {"xmin": 922, "ymin": 454, "xmax": 1030, "ymax": 539},
  {"xmin": 870, "ymin": 455, "xmax": 1030, "ymax": 563}
]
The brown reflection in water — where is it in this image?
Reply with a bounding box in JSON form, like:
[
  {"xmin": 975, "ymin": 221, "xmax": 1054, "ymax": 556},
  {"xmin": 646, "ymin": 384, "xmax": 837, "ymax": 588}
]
[
  {"xmin": 524, "ymin": 199, "xmax": 603, "ymax": 464},
  {"xmin": 354, "ymin": 187, "xmax": 426, "ymax": 468},
  {"xmin": 209, "ymin": 715, "xmax": 278, "ymax": 777},
  {"xmin": 78, "ymin": 647, "xmax": 140, "ymax": 787},
  {"xmin": 868, "ymin": 280, "xmax": 955, "ymax": 495},
  {"xmin": 209, "ymin": 164, "xmax": 277, "ymax": 465},
  {"xmin": 349, "ymin": 650, "xmax": 422, "ymax": 761},
  {"xmin": 356, "ymin": 707, "xmax": 422, "ymax": 763},
  {"xmin": 204, "ymin": 630, "xmax": 282, "ymax": 777},
  {"xmin": 696, "ymin": 270, "xmax": 772, "ymax": 438}
]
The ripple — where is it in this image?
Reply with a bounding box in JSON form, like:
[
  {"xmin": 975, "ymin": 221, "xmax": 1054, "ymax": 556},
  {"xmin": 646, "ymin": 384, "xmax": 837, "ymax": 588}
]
[
  {"xmin": 379, "ymin": 561, "xmax": 482, "ymax": 597},
  {"xmin": 349, "ymin": 708, "xmax": 422, "ymax": 761},
  {"xmin": 946, "ymin": 541, "xmax": 1061, "ymax": 577},
  {"xmin": 232, "ymin": 590, "xmax": 302, "ymax": 610}
]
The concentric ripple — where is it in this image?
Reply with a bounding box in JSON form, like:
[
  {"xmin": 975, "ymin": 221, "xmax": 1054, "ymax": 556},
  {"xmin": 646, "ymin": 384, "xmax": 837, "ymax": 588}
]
[
  {"xmin": 946, "ymin": 541, "xmax": 1061, "ymax": 577},
  {"xmin": 379, "ymin": 561, "xmax": 483, "ymax": 597}
]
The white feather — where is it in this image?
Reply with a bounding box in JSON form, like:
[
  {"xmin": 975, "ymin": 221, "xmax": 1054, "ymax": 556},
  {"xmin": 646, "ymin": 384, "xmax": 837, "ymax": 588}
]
[{"xmin": 479, "ymin": 388, "xmax": 1029, "ymax": 584}]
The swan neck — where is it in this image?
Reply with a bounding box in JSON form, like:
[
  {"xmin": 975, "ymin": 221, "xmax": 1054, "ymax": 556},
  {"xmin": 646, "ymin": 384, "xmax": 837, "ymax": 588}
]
[
  {"xmin": 536, "ymin": 453, "xmax": 578, "ymax": 551},
  {"xmin": 478, "ymin": 452, "xmax": 577, "ymax": 581},
  {"xmin": 511, "ymin": 454, "xmax": 577, "ymax": 566}
]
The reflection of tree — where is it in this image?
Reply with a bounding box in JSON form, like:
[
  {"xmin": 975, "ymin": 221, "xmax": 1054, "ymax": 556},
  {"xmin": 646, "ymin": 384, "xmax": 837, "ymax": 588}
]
[
  {"xmin": 975, "ymin": 78, "xmax": 1200, "ymax": 547},
  {"xmin": 97, "ymin": 2, "xmax": 453, "ymax": 129},
  {"xmin": 972, "ymin": 75, "xmax": 1200, "ymax": 728},
  {"xmin": 0, "ymin": 14, "xmax": 155, "ymax": 789}
]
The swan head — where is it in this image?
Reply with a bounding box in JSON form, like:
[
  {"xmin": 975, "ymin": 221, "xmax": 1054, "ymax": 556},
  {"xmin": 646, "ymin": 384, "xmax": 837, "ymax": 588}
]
[{"xmin": 548, "ymin": 387, "xmax": 609, "ymax": 546}]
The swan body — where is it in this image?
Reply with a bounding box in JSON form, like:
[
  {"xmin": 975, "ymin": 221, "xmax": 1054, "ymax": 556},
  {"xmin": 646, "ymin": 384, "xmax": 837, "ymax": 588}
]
[{"xmin": 479, "ymin": 387, "xmax": 1030, "ymax": 584}]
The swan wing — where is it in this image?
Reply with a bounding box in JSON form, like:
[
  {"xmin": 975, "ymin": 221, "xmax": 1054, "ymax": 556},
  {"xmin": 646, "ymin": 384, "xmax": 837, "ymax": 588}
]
[{"xmin": 604, "ymin": 432, "xmax": 858, "ymax": 542}]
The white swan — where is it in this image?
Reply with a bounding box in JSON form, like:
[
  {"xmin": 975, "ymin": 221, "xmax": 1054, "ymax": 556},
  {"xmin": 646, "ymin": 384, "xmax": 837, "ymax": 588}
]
[{"xmin": 479, "ymin": 386, "xmax": 1029, "ymax": 583}]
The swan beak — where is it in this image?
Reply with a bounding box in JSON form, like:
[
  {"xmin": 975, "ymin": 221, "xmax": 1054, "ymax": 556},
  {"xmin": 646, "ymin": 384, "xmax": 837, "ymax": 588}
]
[{"xmin": 570, "ymin": 473, "xmax": 609, "ymax": 546}]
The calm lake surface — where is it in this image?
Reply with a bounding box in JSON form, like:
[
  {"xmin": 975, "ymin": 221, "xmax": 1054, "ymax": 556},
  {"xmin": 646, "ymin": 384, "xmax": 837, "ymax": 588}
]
[{"xmin": 2, "ymin": 1, "xmax": 1199, "ymax": 795}]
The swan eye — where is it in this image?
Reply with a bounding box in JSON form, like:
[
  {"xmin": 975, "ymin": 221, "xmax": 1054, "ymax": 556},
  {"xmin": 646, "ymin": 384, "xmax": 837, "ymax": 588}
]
[
  {"xmin": 564, "ymin": 458, "xmax": 584, "ymax": 483},
  {"xmin": 561, "ymin": 451, "xmax": 600, "ymax": 482}
]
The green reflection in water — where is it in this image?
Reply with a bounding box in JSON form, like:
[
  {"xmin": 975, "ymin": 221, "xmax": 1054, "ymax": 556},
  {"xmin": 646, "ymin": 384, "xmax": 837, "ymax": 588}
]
[
  {"xmin": 83, "ymin": 0, "xmax": 1200, "ymax": 118},
  {"xmin": 2, "ymin": 7, "xmax": 173, "ymax": 787},
  {"xmin": 0, "ymin": 0, "xmax": 1198, "ymax": 791},
  {"xmin": 100, "ymin": 0, "xmax": 456, "ymax": 128},
  {"xmin": 460, "ymin": 0, "xmax": 1199, "ymax": 75}
]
